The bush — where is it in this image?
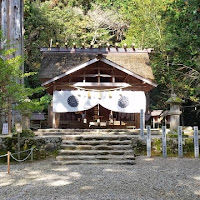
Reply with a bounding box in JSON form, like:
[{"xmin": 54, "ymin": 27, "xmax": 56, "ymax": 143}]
[
  {"xmin": 12, "ymin": 129, "xmax": 35, "ymax": 137},
  {"xmin": 167, "ymin": 134, "xmax": 188, "ymax": 138},
  {"xmin": 21, "ymin": 129, "xmax": 35, "ymax": 137}
]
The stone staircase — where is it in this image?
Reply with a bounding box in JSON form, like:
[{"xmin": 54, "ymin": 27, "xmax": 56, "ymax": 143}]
[{"xmin": 35, "ymin": 129, "xmax": 138, "ymax": 165}]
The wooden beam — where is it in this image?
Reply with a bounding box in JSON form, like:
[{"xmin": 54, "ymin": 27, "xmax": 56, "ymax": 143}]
[
  {"xmin": 91, "ymin": 67, "xmax": 113, "ymax": 71},
  {"xmin": 72, "ymin": 82, "xmax": 131, "ymax": 87},
  {"xmin": 73, "ymin": 74, "xmax": 126, "ymax": 78},
  {"xmin": 123, "ymin": 75, "xmax": 129, "ymax": 82}
]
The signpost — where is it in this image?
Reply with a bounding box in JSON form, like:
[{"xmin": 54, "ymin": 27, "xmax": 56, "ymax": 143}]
[
  {"xmin": 2, "ymin": 123, "xmax": 8, "ymax": 135},
  {"xmin": 140, "ymin": 109, "xmax": 144, "ymax": 138},
  {"xmin": 146, "ymin": 125, "xmax": 151, "ymax": 158},
  {"xmin": 178, "ymin": 126, "xmax": 183, "ymax": 158},
  {"xmin": 162, "ymin": 126, "xmax": 167, "ymax": 158},
  {"xmin": 194, "ymin": 126, "xmax": 199, "ymax": 158}
]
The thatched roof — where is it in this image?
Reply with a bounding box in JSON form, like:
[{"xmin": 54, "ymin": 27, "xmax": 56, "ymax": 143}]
[
  {"xmin": 39, "ymin": 48, "xmax": 155, "ymax": 81},
  {"xmin": 105, "ymin": 53, "xmax": 154, "ymax": 80}
]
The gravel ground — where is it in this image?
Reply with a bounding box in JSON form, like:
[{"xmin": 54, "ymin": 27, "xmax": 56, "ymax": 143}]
[{"xmin": 0, "ymin": 156, "xmax": 200, "ymax": 200}]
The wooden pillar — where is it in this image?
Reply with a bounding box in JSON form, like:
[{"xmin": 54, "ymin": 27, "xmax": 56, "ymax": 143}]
[
  {"xmin": 52, "ymin": 113, "xmax": 60, "ymax": 128},
  {"xmin": 135, "ymin": 113, "xmax": 140, "ymax": 128},
  {"xmin": 52, "ymin": 112, "xmax": 56, "ymax": 128},
  {"xmin": 55, "ymin": 113, "xmax": 60, "ymax": 128},
  {"xmin": 153, "ymin": 118, "xmax": 155, "ymax": 129},
  {"xmin": 48, "ymin": 104, "xmax": 53, "ymax": 128}
]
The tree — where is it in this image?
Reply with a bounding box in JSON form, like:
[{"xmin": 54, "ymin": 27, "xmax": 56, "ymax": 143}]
[
  {"xmin": 0, "ymin": 31, "xmax": 44, "ymax": 133},
  {"xmin": 149, "ymin": 0, "xmax": 200, "ymax": 110}
]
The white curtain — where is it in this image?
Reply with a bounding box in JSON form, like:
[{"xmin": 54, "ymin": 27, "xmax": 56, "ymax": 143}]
[{"xmin": 53, "ymin": 90, "xmax": 146, "ymax": 113}]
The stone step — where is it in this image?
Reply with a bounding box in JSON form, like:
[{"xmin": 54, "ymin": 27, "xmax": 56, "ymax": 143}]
[
  {"xmin": 53, "ymin": 160, "xmax": 136, "ymax": 165},
  {"xmin": 58, "ymin": 150, "xmax": 134, "ymax": 156},
  {"xmin": 61, "ymin": 140, "xmax": 132, "ymax": 145},
  {"xmin": 36, "ymin": 129, "xmax": 137, "ymax": 133},
  {"xmin": 56, "ymin": 155, "xmax": 135, "ymax": 161},
  {"xmin": 61, "ymin": 144, "xmax": 132, "ymax": 151},
  {"xmin": 35, "ymin": 129, "xmax": 162, "ymax": 137},
  {"xmin": 35, "ymin": 131, "xmax": 139, "ymax": 137},
  {"xmin": 61, "ymin": 135, "xmax": 136, "ymax": 141}
]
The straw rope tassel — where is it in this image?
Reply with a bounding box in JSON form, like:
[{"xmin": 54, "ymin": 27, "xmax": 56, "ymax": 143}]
[
  {"xmin": 88, "ymin": 91, "xmax": 91, "ymax": 98},
  {"xmin": 109, "ymin": 91, "xmax": 112, "ymax": 98}
]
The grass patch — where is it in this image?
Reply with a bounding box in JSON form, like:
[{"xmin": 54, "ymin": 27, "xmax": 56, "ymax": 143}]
[{"xmin": 167, "ymin": 134, "xmax": 189, "ymax": 138}]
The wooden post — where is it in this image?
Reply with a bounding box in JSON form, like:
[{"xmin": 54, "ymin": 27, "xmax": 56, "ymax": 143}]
[
  {"xmin": 146, "ymin": 125, "xmax": 151, "ymax": 158},
  {"xmin": 55, "ymin": 113, "xmax": 60, "ymax": 128},
  {"xmin": 178, "ymin": 126, "xmax": 183, "ymax": 158},
  {"xmin": 48, "ymin": 103, "xmax": 53, "ymax": 128},
  {"xmin": 31, "ymin": 148, "xmax": 33, "ymax": 162},
  {"xmin": 153, "ymin": 118, "xmax": 155, "ymax": 129},
  {"xmin": 140, "ymin": 109, "xmax": 144, "ymax": 137},
  {"xmin": 52, "ymin": 112, "xmax": 56, "ymax": 128},
  {"xmin": 194, "ymin": 126, "xmax": 199, "ymax": 158},
  {"xmin": 162, "ymin": 126, "xmax": 167, "ymax": 158},
  {"xmin": 18, "ymin": 132, "xmax": 20, "ymax": 160},
  {"xmin": 15, "ymin": 122, "xmax": 22, "ymax": 159},
  {"xmin": 7, "ymin": 151, "xmax": 10, "ymax": 174}
]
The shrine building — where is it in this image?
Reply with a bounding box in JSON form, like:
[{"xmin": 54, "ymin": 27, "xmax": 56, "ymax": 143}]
[{"xmin": 39, "ymin": 46, "xmax": 157, "ymax": 129}]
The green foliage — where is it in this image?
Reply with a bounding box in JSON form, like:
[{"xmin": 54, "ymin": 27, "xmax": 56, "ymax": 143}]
[
  {"xmin": 12, "ymin": 129, "xmax": 35, "ymax": 138},
  {"xmin": 21, "ymin": 129, "xmax": 35, "ymax": 138},
  {"xmin": 150, "ymin": 0, "xmax": 200, "ymax": 108},
  {"xmin": 153, "ymin": 138, "xmax": 162, "ymax": 152},
  {"xmin": 167, "ymin": 134, "xmax": 189, "ymax": 138},
  {"xmin": 0, "ymin": 31, "xmax": 46, "ymax": 118},
  {"xmin": 40, "ymin": 94, "xmax": 52, "ymax": 111}
]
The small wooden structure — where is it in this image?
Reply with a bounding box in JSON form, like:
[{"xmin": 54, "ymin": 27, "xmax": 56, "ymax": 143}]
[
  {"xmin": 151, "ymin": 110, "xmax": 171, "ymax": 128},
  {"xmin": 39, "ymin": 47, "xmax": 157, "ymax": 128},
  {"xmin": 30, "ymin": 113, "xmax": 45, "ymax": 129},
  {"xmin": 151, "ymin": 110, "xmax": 163, "ymax": 128}
]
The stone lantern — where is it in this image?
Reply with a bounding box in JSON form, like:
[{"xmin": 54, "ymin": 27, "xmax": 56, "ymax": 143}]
[{"xmin": 167, "ymin": 94, "xmax": 184, "ymax": 133}]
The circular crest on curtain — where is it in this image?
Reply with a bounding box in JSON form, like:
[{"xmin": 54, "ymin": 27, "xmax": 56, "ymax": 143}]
[
  {"xmin": 67, "ymin": 95, "xmax": 79, "ymax": 107},
  {"xmin": 118, "ymin": 96, "xmax": 129, "ymax": 108}
]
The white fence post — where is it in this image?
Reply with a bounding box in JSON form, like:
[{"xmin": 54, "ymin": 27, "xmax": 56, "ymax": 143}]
[
  {"xmin": 194, "ymin": 126, "xmax": 199, "ymax": 158},
  {"xmin": 162, "ymin": 126, "xmax": 167, "ymax": 158},
  {"xmin": 146, "ymin": 125, "xmax": 151, "ymax": 158},
  {"xmin": 178, "ymin": 126, "xmax": 183, "ymax": 158}
]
